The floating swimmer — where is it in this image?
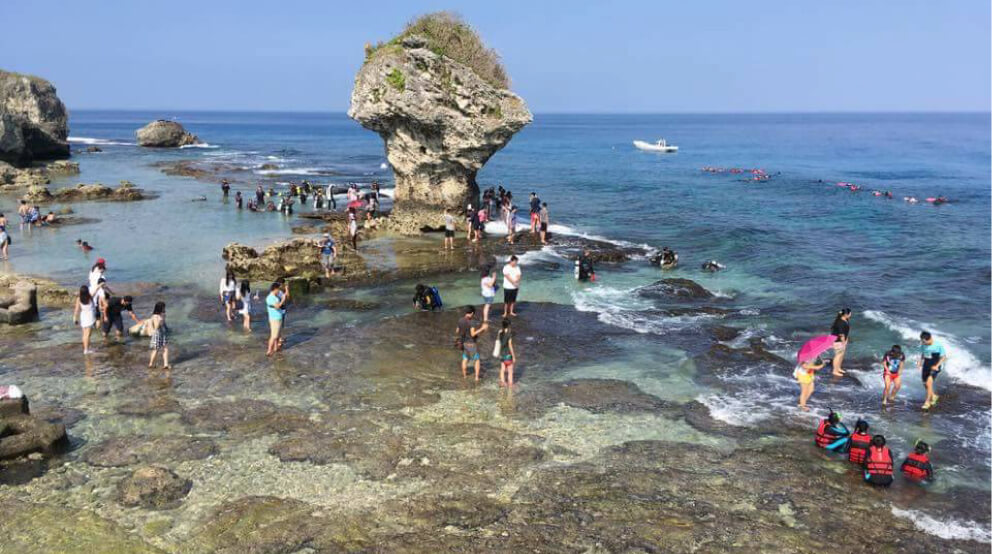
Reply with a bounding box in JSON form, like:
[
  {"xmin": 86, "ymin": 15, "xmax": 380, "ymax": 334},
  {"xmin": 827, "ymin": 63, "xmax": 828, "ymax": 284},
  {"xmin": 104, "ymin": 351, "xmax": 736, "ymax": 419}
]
[
  {"xmin": 904, "ymin": 196, "xmax": 918, "ymax": 204},
  {"xmin": 651, "ymin": 247, "xmax": 679, "ymax": 269},
  {"xmin": 701, "ymin": 260, "xmax": 725, "ymax": 272}
]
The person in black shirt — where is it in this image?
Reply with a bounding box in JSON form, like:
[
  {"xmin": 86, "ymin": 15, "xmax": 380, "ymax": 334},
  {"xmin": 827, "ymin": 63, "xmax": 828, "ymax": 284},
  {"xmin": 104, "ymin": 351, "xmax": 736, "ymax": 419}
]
[
  {"xmin": 101, "ymin": 295, "xmax": 138, "ymax": 340},
  {"xmin": 576, "ymin": 249, "xmax": 596, "ymax": 282},
  {"xmin": 529, "ymin": 193, "xmax": 541, "ymax": 234},
  {"xmin": 456, "ymin": 306, "xmax": 488, "ymax": 381},
  {"xmin": 830, "ymin": 308, "xmax": 852, "ymax": 377}
]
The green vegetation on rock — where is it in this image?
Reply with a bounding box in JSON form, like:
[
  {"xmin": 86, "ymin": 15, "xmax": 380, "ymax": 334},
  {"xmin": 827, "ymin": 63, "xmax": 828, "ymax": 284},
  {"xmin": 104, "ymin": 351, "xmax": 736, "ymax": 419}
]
[
  {"xmin": 386, "ymin": 68, "xmax": 406, "ymax": 91},
  {"xmin": 365, "ymin": 11, "xmax": 509, "ymax": 89}
]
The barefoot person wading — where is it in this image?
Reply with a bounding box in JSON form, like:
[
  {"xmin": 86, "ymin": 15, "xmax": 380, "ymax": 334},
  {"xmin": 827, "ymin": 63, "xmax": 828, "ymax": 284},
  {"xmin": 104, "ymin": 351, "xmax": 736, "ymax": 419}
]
[
  {"xmin": 266, "ymin": 282, "xmax": 289, "ymax": 356},
  {"xmin": 456, "ymin": 306, "xmax": 488, "ymax": 381},
  {"xmin": 918, "ymin": 331, "xmax": 947, "ymax": 410},
  {"xmin": 830, "ymin": 308, "xmax": 852, "ymax": 376},
  {"xmin": 502, "ymin": 255, "xmax": 521, "ymax": 317}
]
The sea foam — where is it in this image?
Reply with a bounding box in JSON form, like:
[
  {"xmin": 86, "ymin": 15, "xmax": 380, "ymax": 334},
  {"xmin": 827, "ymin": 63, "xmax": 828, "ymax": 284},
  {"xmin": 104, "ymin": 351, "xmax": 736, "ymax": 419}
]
[
  {"xmin": 890, "ymin": 507, "xmax": 991, "ymax": 543},
  {"xmin": 67, "ymin": 136, "xmax": 134, "ymax": 146}
]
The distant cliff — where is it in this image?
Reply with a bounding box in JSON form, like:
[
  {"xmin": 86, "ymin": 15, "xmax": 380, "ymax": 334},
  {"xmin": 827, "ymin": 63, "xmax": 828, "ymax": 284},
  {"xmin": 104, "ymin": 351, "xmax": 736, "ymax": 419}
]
[
  {"xmin": 348, "ymin": 13, "xmax": 531, "ymax": 213},
  {"xmin": 0, "ymin": 70, "xmax": 69, "ymax": 166}
]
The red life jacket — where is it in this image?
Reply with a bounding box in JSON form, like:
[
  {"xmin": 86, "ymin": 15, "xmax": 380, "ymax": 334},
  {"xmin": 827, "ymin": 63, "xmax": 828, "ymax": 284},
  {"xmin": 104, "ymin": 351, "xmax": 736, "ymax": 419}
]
[
  {"xmin": 815, "ymin": 419, "xmax": 838, "ymax": 448},
  {"xmin": 848, "ymin": 432, "xmax": 871, "ymax": 464},
  {"xmin": 865, "ymin": 446, "xmax": 893, "ymax": 477},
  {"xmin": 902, "ymin": 452, "xmax": 932, "ymax": 481}
]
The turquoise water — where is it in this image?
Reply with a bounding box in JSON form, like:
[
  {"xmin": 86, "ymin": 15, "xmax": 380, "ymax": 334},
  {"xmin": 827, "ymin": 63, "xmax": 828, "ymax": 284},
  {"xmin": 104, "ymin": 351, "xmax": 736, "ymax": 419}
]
[{"xmin": 1, "ymin": 110, "xmax": 989, "ymax": 536}]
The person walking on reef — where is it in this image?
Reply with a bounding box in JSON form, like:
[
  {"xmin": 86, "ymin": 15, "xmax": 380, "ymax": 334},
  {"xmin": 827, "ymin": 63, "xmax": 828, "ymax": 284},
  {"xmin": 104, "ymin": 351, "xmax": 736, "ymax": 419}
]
[
  {"xmin": 443, "ymin": 208, "xmax": 456, "ymax": 250},
  {"xmin": 918, "ymin": 331, "xmax": 947, "ymax": 410},
  {"xmin": 348, "ymin": 207, "xmax": 359, "ymax": 250},
  {"xmin": 502, "ymin": 255, "xmax": 521, "ymax": 317},
  {"xmin": 529, "ymin": 192, "xmax": 541, "ymax": 234},
  {"xmin": 539, "ymin": 202, "xmax": 550, "ymax": 245},
  {"xmin": 456, "ymin": 306, "xmax": 488, "ymax": 381},
  {"xmin": 265, "ymin": 282, "xmax": 289, "ymax": 356},
  {"xmin": 318, "ymin": 233, "xmax": 337, "ymax": 278},
  {"xmin": 830, "ymin": 308, "xmax": 852, "ymax": 376}
]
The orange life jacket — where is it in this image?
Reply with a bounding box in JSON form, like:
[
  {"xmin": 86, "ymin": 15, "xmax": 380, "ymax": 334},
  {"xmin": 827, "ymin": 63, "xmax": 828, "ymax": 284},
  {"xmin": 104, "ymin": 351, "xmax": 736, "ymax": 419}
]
[
  {"xmin": 815, "ymin": 419, "xmax": 838, "ymax": 448},
  {"xmin": 901, "ymin": 452, "xmax": 932, "ymax": 482},
  {"xmin": 865, "ymin": 446, "xmax": 893, "ymax": 477},
  {"xmin": 848, "ymin": 432, "xmax": 871, "ymax": 464}
]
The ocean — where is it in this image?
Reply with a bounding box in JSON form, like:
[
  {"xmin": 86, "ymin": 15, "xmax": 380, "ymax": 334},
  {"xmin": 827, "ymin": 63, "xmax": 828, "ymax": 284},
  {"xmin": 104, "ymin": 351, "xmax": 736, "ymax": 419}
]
[{"xmin": 1, "ymin": 110, "xmax": 990, "ymax": 544}]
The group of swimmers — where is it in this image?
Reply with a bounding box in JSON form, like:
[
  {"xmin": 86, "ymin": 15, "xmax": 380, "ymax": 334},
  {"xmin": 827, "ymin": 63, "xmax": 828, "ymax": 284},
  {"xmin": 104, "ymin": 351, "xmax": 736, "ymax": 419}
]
[
  {"xmin": 0, "ymin": 203, "xmax": 61, "ymax": 262},
  {"xmin": 833, "ymin": 182, "xmax": 948, "ymax": 205},
  {"xmin": 815, "ymin": 409, "xmax": 935, "ymax": 488},
  {"xmin": 701, "ymin": 167, "xmax": 776, "ymax": 182}
]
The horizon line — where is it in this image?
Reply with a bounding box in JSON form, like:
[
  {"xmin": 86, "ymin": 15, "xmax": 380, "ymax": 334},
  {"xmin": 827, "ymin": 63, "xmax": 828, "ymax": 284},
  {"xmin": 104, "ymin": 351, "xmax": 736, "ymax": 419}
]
[{"xmin": 66, "ymin": 108, "xmax": 992, "ymax": 116}]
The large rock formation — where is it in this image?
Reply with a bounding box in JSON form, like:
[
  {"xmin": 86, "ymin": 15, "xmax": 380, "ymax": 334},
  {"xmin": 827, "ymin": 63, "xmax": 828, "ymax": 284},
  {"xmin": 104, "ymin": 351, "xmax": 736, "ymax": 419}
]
[
  {"xmin": 23, "ymin": 180, "xmax": 146, "ymax": 203},
  {"xmin": 0, "ymin": 70, "xmax": 70, "ymax": 165},
  {"xmin": 222, "ymin": 239, "xmax": 323, "ymax": 281},
  {"xmin": 135, "ymin": 120, "xmax": 200, "ymax": 147},
  {"xmin": 349, "ymin": 14, "xmax": 531, "ymax": 213},
  {"xmin": 0, "ymin": 281, "xmax": 39, "ymax": 325}
]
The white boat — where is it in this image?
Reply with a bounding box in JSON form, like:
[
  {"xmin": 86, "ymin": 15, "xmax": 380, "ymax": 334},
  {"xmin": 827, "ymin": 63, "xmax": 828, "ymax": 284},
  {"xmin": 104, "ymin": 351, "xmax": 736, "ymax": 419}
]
[{"xmin": 633, "ymin": 138, "xmax": 678, "ymax": 153}]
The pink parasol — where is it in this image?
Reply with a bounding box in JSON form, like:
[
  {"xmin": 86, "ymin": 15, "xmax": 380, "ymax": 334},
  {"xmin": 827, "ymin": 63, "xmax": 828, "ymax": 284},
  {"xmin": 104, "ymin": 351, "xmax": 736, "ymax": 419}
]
[{"xmin": 797, "ymin": 334, "xmax": 837, "ymax": 363}]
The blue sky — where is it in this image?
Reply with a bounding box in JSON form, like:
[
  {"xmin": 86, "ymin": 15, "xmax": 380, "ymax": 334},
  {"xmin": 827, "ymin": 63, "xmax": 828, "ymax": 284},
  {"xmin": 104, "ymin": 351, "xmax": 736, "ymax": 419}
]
[{"xmin": 2, "ymin": 0, "xmax": 989, "ymax": 112}]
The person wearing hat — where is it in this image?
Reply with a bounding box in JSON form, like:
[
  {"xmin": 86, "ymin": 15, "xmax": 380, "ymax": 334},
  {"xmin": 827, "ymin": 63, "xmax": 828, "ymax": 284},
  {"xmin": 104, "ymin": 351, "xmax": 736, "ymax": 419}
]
[
  {"xmin": 318, "ymin": 233, "xmax": 337, "ymax": 278},
  {"xmin": 89, "ymin": 258, "xmax": 107, "ymax": 293}
]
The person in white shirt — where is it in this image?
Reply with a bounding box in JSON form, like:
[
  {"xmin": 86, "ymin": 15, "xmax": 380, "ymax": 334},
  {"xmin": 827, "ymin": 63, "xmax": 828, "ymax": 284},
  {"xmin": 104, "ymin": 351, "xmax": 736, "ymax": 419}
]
[
  {"xmin": 88, "ymin": 258, "xmax": 107, "ymax": 293},
  {"xmin": 219, "ymin": 269, "xmax": 238, "ymax": 322},
  {"xmin": 502, "ymin": 255, "xmax": 521, "ymax": 318},
  {"xmin": 480, "ymin": 266, "xmax": 497, "ymax": 322}
]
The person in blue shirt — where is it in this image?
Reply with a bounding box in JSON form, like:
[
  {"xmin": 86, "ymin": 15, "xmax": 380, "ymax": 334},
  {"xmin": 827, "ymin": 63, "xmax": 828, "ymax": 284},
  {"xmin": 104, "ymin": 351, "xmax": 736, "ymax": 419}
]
[
  {"xmin": 918, "ymin": 331, "xmax": 947, "ymax": 410},
  {"xmin": 265, "ymin": 282, "xmax": 289, "ymax": 356},
  {"xmin": 318, "ymin": 233, "xmax": 337, "ymax": 278}
]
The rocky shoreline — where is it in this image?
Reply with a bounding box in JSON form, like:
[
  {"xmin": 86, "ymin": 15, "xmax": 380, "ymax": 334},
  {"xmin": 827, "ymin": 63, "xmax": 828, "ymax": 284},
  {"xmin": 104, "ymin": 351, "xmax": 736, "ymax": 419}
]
[{"xmin": 0, "ymin": 290, "xmax": 987, "ymax": 552}]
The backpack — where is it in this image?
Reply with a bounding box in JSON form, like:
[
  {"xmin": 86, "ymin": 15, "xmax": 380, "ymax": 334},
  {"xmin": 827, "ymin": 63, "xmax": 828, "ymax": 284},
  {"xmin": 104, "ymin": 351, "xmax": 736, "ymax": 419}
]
[{"xmin": 428, "ymin": 287, "xmax": 443, "ymax": 310}]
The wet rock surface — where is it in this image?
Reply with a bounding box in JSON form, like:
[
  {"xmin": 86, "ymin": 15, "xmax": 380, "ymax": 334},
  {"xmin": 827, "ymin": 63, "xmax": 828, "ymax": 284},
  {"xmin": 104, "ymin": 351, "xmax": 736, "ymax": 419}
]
[
  {"xmin": 0, "ymin": 414, "xmax": 68, "ymax": 461},
  {"xmin": 181, "ymin": 400, "xmax": 310, "ymax": 436},
  {"xmin": 27, "ymin": 180, "xmax": 147, "ymax": 203},
  {"xmin": 638, "ymin": 277, "xmax": 715, "ymax": 300},
  {"xmin": 116, "ymin": 465, "xmax": 192, "ymax": 509},
  {"xmin": 83, "ymin": 435, "xmax": 217, "ymax": 467},
  {"xmin": 222, "ymin": 238, "xmax": 323, "ymax": 281},
  {"xmin": 0, "ymin": 281, "xmax": 39, "ymax": 325},
  {"xmin": 514, "ymin": 378, "xmax": 675, "ymax": 417}
]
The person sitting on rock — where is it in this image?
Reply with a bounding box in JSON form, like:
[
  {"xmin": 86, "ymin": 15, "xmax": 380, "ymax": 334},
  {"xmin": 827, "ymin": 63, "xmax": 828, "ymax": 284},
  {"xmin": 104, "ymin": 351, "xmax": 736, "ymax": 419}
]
[
  {"xmin": 863, "ymin": 435, "xmax": 894, "ymax": 487},
  {"xmin": 814, "ymin": 409, "xmax": 850, "ymax": 451},
  {"xmin": 900, "ymin": 440, "xmax": 934, "ymax": 483}
]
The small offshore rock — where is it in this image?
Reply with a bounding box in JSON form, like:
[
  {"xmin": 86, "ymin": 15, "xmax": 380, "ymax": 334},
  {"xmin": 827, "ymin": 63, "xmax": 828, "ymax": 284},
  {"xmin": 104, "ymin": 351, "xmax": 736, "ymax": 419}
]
[{"xmin": 135, "ymin": 120, "xmax": 200, "ymax": 147}]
